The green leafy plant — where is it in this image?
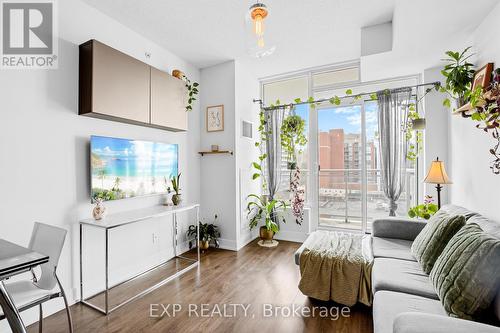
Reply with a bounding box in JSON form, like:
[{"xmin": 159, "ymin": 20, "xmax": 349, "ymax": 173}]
[
  {"xmin": 247, "ymin": 194, "xmax": 288, "ymax": 232},
  {"xmin": 440, "ymin": 48, "xmax": 500, "ymax": 174},
  {"xmin": 182, "ymin": 75, "xmax": 199, "ymax": 112},
  {"xmin": 441, "ymin": 47, "xmax": 475, "ymax": 108},
  {"xmin": 187, "ymin": 216, "xmax": 221, "ymax": 249},
  {"xmin": 171, "ymin": 173, "xmax": 181, "ymax": 195},
  {"xmin": 280, "ymin": 114, "xmax": 307, "ymax": 167},
  {"xmin": 408, "ymin": 196, "xmax": 438, "ymax": 220}
]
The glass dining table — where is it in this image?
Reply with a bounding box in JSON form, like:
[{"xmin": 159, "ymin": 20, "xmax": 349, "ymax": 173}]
[{"xmin": 0, "ymin": 239, "xmax": 49, "ymax": 333}]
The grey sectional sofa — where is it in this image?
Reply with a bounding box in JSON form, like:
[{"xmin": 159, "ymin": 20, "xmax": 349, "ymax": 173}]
[{"xmin": 372, "ymin": 204, "xmax": 500, "ymax": 333}]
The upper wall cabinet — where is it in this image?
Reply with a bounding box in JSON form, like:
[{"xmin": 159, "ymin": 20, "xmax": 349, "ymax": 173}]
[
  {"xmin": 79, "ymin": 40, "xmax": 187, "ymax": 132},
  {"xmin": 150, "ymin": 67, "xmax": 187, "ymax": 131}
]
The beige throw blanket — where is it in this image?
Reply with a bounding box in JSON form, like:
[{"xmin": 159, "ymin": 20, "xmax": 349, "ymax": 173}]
[{"xmin": 298, "ymin": 231, "xmax": 373, "ymax": 306}]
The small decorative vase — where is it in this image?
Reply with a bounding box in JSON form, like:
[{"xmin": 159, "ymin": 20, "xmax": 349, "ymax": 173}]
[
  {"xmin": 259, "ymin": 226, "xmax": 274, "ymax": 241},
  {"xmin": 92, "ymin": 199, "xmax": 106, "ymax": 220},
  {"xmin": 172, "ymin": 69, "xmax": 185, "ymax": 80},
  {"xmin": 172, "ymin": 194, "xmax": 182, "ymax": 206},
  {"xmin": 199, "ymin": 240, "xmax": 210, "ymax": 250}
]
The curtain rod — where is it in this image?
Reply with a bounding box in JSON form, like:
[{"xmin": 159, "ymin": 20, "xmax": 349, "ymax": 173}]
[{"xmin": 253, "ymin": 81, "xmax": 441, "ymax": 110}]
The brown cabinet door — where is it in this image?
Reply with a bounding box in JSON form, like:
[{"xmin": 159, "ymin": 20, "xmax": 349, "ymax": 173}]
[
  {"xmin": 92, "ymin": 41, "xmax": 150, "ymax": 123},
  {"xmin": 150, "ymin": 67, "xmax": 187, "ymax": 131}
]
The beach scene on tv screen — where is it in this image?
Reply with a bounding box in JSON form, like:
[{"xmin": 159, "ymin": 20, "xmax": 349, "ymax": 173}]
[{"xmin": 91, "ymin": 136, "xmax": 178, "ymax": 201}]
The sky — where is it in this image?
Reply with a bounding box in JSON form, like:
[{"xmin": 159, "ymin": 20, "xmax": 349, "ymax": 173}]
[{"xmin": 295, "ymin": 101, "xmax": 379, "ymax": 140}]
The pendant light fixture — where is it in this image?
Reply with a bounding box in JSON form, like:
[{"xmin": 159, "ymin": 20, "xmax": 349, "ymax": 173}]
[{"xmin": 245, "ymin": 2, "xmax": 276, "ymax": 58}]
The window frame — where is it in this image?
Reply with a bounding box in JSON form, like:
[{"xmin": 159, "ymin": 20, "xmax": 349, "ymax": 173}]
[{"xmin": 260, "ymin": 62, "xmax": 422, "ymax": 233}]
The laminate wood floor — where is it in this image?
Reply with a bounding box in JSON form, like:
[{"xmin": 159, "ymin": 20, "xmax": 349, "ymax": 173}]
[{"xmin": 28, "ymin": 239, "xmax": 373, "ymax": 333}]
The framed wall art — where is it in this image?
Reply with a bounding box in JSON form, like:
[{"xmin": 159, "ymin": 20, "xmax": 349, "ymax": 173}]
[{"xmin": 206, "ymin": 105, "xmax": 224, "ymax": 132}]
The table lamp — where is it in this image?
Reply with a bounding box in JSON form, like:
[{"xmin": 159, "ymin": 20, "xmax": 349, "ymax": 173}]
[{"xmin": 423, "ymin": 157, "xmax": 452, "ymax": 209}]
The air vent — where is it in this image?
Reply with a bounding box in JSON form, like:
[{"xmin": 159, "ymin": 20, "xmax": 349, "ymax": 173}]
[{"xmin": 242, "ymin": 120, "xmax": 253, "ymax": 139}]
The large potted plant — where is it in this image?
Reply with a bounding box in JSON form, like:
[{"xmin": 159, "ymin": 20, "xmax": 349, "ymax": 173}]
[
  {"xmin": 280, "ymin": 114, "xmax": 307, "ymax": 169},
  {"xmin": 247, "ymin": 194, "xmax": 288, "ymax": 241},
  {"xmin": 187, "ymin": 215, "xmax": 221, "ymax": 251}
]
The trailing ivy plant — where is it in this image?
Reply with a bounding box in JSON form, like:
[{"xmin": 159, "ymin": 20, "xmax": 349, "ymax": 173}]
[
  {"xmin": 469, "ymin": 80, "xmax": 500, "ymax": 174},
  {"xmin": 405, "ymin": 85, "xmax": 440, "ymax": 161},
  {"xmin": 182, "ymin": 75, "xmax": 199, "ymax": 112}
]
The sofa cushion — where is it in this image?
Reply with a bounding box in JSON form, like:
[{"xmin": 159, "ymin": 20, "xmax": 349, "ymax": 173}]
[
  {"xmin": 468, "ymin": 214, "xmax": 500, "ymax": 239},
  {"xmin": 439, "ymin": 204, "xmax": 477, "ymax": 220},
  {"xmin": 430, "ymin": 223, "xmax": 500, "ymax": 320},
  {"xmin": 372, "ymin": 237, "xmax": 415, "ymax": 261},
  {"xmin": 393, "ymin": 312, "xmax": 500, "ymax": 333},
  {"xmin": 372, "ymin": 258, "xmax": 438, "ymax": 300},
  {"xmin": 373, "ymin": 290, "xmax": 446, "ymax": 333},
  {"xmin": 411, "ymin": 213, "xmax": 466, "ymax": 274}
]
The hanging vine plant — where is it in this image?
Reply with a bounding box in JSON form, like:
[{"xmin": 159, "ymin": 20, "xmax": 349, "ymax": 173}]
[{"xmin": 280, "ymin": 113, "xmax": 307, "ymax": 169}]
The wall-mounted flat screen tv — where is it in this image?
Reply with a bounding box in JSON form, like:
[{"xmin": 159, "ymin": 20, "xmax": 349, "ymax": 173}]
[{"xmin": 90, "ymin": 135, "xmax": 178, "ymax": 201}]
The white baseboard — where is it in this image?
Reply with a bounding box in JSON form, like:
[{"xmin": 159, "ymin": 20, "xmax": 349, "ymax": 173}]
[
  {"xmin": 274, "ymin": 230, "xmax": 307, "ymax": 243},
  {"xmin": 217, "ymin": 237, "xmax": 238, "ymax": 251},
  {"xmin": 237, "ymin": 230, "xmax": 258, "ymax": 250}
]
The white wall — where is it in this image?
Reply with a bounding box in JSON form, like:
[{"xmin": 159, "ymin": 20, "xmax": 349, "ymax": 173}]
[
  {"xmin": 0, "ymin": 0, "xmax": 200, "ymax": 329},
  {"xmin": 422, "ymin": 67, "xmax": 450, "ymax": 204},
  {"xmin": 199, "ymin": 60, "xmax": 264, "ymax": 250},
  {"xmin": 234, "ymin": 61, "xmax": 262, "ymax": 249},
  {"xmin": 448, "ymin": 2, "xmax": 500, "ymax": 220},
  {"xmin": 199, "ymin": 61, "xmax": 238, "ymax": 250}
]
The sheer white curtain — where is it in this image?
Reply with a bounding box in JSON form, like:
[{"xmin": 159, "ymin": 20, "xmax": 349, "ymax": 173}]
[{"xmin": 376, "ymin": 88, "xmax": 412, "ymax": 216}]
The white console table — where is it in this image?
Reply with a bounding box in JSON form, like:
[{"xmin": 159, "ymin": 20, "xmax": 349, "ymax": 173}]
[{"xmin": 79, "ymin": 203, "xmax": 200, "ymax": 315}]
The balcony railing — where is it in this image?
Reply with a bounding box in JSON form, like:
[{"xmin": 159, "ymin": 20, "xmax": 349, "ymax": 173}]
[{"xmin": 319, "ymin": 168, "xmax": 415, "ymax": 230}]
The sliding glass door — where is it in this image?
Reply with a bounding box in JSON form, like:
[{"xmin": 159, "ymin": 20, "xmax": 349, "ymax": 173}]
[
  {"xmin": 317, "ymin": 103, "xmax": 365, "ymax": 230},
  {"xmin": 317, "ymin": 100, "xmax": 416, "ymax": 232}
]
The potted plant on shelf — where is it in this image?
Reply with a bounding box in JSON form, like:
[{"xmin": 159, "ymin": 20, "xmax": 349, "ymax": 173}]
[
  {"xmin": 280, "ymin": 114, "xmax": 307, "ymax": 169},
  {"xmin": 441, "ymin": 47, "xmax": 475, "ymax": 108},
  {"xmin": 187, "ymin": 215, "xmax": 221, "ymax": 251},
  {"xmin": 408, "ymin": 196, "xmax": 439, "ymax": 220},
  {"xmin": 247, "ymin": 194, "xmax": 288, "ymax": 241},
  {"xmin": 171, "ymin": 173, "xmax": 181, "ymax": 206}
]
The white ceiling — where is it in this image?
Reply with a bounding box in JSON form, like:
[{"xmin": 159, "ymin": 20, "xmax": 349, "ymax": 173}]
[{"xmin": 83, "ymin": 0, "xmax": 498, "ymax": 79}]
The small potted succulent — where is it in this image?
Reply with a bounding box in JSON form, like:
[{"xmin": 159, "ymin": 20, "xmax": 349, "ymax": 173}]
[
  {"xmin": 187, "ymin": 215, "xmax": 221, "ymax": 251},
  {"xmin": 171, "ymin": 173, "xmax": 181, "ymax": 206}
]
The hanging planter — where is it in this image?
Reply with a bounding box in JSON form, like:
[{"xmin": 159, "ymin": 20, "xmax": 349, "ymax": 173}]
[
  {"xmin": 411, "ymin": 118, "xmax": 426, "ymax": 130},
  {"xmin": 280, "ymin": 113, "xmax": 307, "ymax": 166}
]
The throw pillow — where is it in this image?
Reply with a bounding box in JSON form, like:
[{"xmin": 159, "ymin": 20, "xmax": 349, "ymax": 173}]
[
  {"xmin": 411, "ymin": 211, "xmax": 465, "ymax": 274},
  {"xmin": 430, "ymin": 223, "xmax": 500, "ymax": 320}
]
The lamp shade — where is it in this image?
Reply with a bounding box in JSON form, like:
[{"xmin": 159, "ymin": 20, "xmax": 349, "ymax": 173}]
[{"xmin": 424, "ymin": 158, "xmax": 452, "ymax": 184}]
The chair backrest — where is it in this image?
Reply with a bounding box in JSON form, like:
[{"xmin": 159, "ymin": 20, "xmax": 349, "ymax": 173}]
[{"xmin": 28, "ymin": 222, "xmax": 67, "ymax": 290}]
